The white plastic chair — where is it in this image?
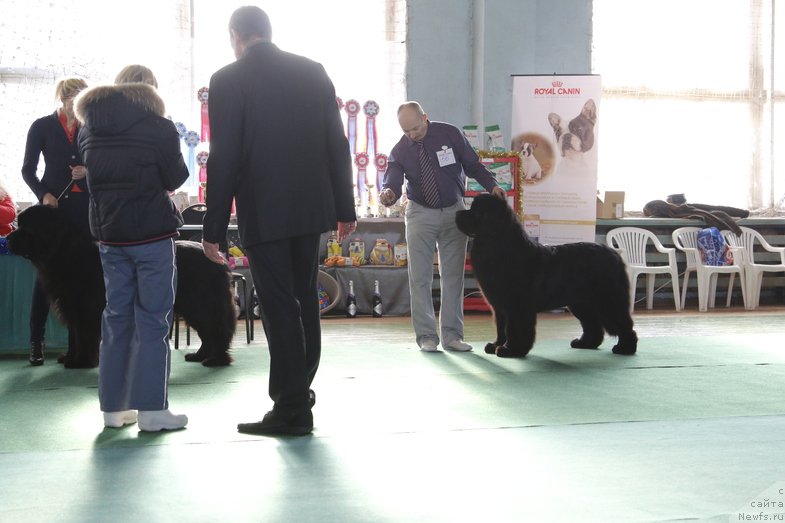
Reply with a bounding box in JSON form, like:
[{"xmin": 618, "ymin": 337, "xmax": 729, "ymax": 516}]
[
  {"xmin": 721, "ymin": 227, "xmax": 785, "ymax": 310},
  {"xmin": 606, "ymin": 227, "xmax": 681, "ymax": 312},
  {"xmin": 671, "ymin": 227, "xmax": 747, "ymax": 312}
]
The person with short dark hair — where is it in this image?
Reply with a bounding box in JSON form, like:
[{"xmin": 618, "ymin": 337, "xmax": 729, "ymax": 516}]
[{"xmin": 202, "ymin": 6, "xmax": 356, "ymax": 436}]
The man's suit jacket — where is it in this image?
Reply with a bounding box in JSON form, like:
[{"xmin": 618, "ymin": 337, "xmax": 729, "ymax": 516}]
[{"xmin": 203, "ymin": 41, "xmax": 356, "ymax": 248}]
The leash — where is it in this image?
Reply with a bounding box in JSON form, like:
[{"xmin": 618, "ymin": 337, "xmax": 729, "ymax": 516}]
[{"xmin": 55, "ymin": 180, "xmax": 75, "ymax": 202}]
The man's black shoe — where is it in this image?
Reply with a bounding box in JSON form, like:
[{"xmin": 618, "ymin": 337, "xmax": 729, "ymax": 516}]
[
  {"xmin": 29, "ymin": 341, "xmax": 44, "ymax": 366},
  {"xmin": 237, "ymin": 409, "xmax": 313, "ymax": 436}
]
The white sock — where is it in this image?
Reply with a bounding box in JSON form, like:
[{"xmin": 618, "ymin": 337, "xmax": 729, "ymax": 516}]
[
  {"xmin": 138, "ymin": 409, "xmax": 188, "ymax": 432},
  {"xmin": 103, "ymin": 410, "xmax": 138, "ymax": 428}
]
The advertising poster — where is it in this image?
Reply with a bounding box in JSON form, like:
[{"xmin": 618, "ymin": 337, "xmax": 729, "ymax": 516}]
[{"xmin": 511, "ymin": 75, "xmax": 601, "ymax": 244}]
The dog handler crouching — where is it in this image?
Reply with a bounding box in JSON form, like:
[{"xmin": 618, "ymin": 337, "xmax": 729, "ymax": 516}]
[
  {"xmin": 379, "ymin": 102, "xmax": 506, "ymax": 352},
  {"xmin": 74, "ymin": 65, "xmax": 190, "ymax": 431}
]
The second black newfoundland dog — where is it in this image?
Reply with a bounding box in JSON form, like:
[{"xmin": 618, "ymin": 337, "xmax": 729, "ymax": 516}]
[
  {"xmin": 456, "ymin": 194, "xmax": 637, "ymax": 358},
  {"xmin": 7, "ymin": 205, "xmax": 236, "ymax": 368}
]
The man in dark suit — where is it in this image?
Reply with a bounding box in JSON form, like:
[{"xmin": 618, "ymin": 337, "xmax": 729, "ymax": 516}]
[{"xmin": 202, "ymin": 6, "xmax": 357, "ymax": 436}]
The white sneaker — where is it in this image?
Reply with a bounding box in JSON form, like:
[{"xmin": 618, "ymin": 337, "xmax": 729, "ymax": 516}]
[
  {"xmin": 103, "ymin": 410, "xmax": 138, "ymax": 428},
  {"xmin": 138, "ymin": 409, "xmax": 188, "ymax": 432},
  {"xmin": 420, "ymin": 340, "xmax": 439, "ymax": 352},
  {"xmin": 444, "ymin": 340, "xmax": 473, "ymax": 352}
]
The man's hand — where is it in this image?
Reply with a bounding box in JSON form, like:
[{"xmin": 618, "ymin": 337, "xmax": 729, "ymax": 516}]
[
  {"xmin": 491, "ymin": 186, "xmax": 506, "ymax": 199},
  {"xmin": 378, "ymin": 188, "xmax": 397, "ymax": 206},
  {"xmin": 202, "ymin": 240, "xmax": 226, "ymax": 265},
  {"xmin": 337, "ymin": 221, "xmax": 357, "ymax": 243},
  {"xmin": 42, "ymin": 193, "xmax": 58, "ymax": 207}
]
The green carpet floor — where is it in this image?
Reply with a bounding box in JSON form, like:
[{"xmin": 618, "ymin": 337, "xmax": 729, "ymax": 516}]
[{"xmin": 1, "ymin": 309, "xmax": 784, "ymax": 522}]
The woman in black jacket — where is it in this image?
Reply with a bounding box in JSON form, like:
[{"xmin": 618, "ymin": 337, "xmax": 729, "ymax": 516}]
[
  {"xmin": 21, "ymin": 77, "xmax": 90, "ymax": 366},
  {"xmin": 75, "ymin": 65, "xmax": 190, "ymax": 432}
]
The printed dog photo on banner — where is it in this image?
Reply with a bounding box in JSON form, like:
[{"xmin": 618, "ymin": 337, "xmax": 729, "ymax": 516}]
[{"xmin": 510, "ymin": 75, "xmax": 601, "ymax": 244}]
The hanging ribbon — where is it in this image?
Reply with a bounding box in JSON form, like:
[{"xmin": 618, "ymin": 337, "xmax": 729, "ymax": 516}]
[
  {"xmin": 345, "ymin": 99, "xmax": 360, "ymax": 157},
  {"xmin": 184, "ymin": 130, "xmax": 200, "ymax": 180},
  {"xmin": 196, "ymin": 151, "xmax": 209, "ymax": 203},
  {"xmin": 363, "ymin": 100, "xmax": 379, "ymax": 158},
  {"xmin": 355, "ymin": 152, "xmax": 369, "ymax": 215},
  {"xmin": 197, "ymin": 87, "xmax": 210, "ymax": 143},
  {"xmin": 374, "ymin": 153, "xmax": 389, "ymax": 193}
]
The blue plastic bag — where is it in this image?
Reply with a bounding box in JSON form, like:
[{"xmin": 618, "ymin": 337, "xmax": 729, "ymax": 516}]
[{"xmin": 696, "ymin": 227, "xmax": 732, "ymax": 266}]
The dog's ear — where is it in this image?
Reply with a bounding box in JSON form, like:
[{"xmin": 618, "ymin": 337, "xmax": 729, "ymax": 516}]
[
  {"xmin": 548, "ymin": 113, "xmax": 562, "ymax": 135},
  {"xmin": 581, "ymin": 99, "xmax": 597, "ymax": 125}
]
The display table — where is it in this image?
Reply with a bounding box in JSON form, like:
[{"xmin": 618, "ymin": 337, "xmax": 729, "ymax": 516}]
[
  {"xmin": 0, "ymin": 255, "xmax": 68, "ymax": 351},
  {"xmin": 322, "ymin": 266, "xmax": 410, "ymax": 316}
]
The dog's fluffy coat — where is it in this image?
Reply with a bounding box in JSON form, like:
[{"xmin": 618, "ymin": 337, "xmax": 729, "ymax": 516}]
[
  {"xmin": 7, "ymin": 205, "xmax": 236, "ymax": 368},
  {"xmin": 455, "ymin": 194, "xmax": 637, "ymax": 357}
]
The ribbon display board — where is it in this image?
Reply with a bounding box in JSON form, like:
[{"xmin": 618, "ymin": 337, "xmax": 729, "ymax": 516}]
[{"xmin": 510, "ymin": 75, "xmax": 601, "ymax": 245}]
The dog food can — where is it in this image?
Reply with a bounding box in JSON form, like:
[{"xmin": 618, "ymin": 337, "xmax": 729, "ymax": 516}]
[
  {"xmin": 394, "ymin": 243, "xmax": 408, "ymax": 266},
  {"xmin": 349, "ymin": 238, "xmax": 365, "ymax": 261}
]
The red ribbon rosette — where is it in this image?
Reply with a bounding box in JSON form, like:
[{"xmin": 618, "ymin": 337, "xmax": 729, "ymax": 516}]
[
  {"xmin": 336, "ymin": 96, "xmax": 344, "ymax": 110},
  {"xmin": 197, "ymin": 87, "xmax": 210, "ymax": 143},
  {"xmin": 374, "ymin": 153, "xmax": 388, "ymax": 190},
  {"xmin": 345, "ymin": 99, "xmax": 360, "ymax": 157},
  {"xmin": 355, "ymin": 152, "xmax": 369, "ymax": 211}
]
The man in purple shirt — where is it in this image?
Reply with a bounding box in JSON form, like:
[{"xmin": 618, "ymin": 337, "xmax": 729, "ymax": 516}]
[{"xmin": 380, "ymin": 101, "xmax": 505, "ymax": 352}]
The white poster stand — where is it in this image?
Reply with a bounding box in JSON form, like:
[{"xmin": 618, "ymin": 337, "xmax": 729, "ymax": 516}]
[{"xmin": 510, "ymin": 75, "xmax": 601, "ymax": 244}]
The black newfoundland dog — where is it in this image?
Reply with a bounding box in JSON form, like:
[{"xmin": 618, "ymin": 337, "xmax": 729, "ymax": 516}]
[
  {"xmin": 455, "ymin": 194, "xmax": 637, "ymax": 358},
  {"xmin": 7, "ymin": 205, "xmax": 236, "ymax": 368}
]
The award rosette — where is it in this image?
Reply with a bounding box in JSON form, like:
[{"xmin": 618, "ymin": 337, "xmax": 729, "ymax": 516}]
[
  {"xmin": 196, "ymin": 151, "xmax": 209, "ymax": 203},
  {"xmin": 363, "ymin": 100, "xmax": 379, "ymax": 158},
  {"xmin": 355, "ymin": 152, "xmax": 370, "ymax": 213},
  {"xmin": 184, "ymin": 130, "xmax": 201, "ymax": 178},
  {"xmin": 197, "ymin": 87, "xmax": 210, "ymax": 143},
  {"xmin": 374, "ymin": 153, "xmax": 388, "ymax": 192},
  {"xmin": 344, "ymin": 99, "xmax": 360, "ymax": 156},
  {"xmin": 336, "ymin": 96, "xmax": 344, "ymax": 110}
]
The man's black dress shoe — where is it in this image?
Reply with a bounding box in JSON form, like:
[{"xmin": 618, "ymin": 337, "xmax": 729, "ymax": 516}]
[
  {"xmin": 237, "ymin": 409, "xmax": 313, "ymax": 436},
  {"xmin": 29, "ymin": 341, "xmax": 44, "ymax": 366}
]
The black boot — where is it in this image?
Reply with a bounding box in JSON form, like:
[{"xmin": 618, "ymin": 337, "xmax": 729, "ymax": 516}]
[{"xmin": 29, "ymin": 341, "xmax": 44, "ymax": 366}]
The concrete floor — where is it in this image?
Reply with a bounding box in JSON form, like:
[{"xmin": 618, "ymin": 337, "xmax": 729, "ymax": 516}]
[{"xmin": 1, "ymin": 308, "xmax": 784, "ymax": 522}]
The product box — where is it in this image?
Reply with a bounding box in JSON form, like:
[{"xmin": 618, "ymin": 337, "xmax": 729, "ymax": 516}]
[{"xmin": 596, "ymin": 191, "xmax": 625, "ymax": 219}]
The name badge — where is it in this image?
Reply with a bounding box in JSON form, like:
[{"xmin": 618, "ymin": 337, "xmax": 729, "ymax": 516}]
[{"xmin": 436, "ymin": 146, "xmax": 456, "ymax": 167}]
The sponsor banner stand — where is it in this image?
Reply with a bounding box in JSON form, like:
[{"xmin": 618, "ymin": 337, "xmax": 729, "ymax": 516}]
[{"xmin": 511, "ymin": 74, "xmax": 601, "ymax": 244}]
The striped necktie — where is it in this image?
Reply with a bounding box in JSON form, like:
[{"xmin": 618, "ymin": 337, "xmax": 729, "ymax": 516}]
[{"xmin": 416, "ymin": 140, "xmax": 441, "ymax": 208}]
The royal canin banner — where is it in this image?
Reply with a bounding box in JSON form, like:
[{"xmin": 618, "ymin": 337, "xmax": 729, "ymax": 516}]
[{"xmin": 511, "ymin": 75, "xmax": 601, "ymax": 244}]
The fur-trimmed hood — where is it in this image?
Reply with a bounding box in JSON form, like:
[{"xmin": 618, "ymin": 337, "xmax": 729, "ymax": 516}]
[{"xmin": 75, "ymin": 83, "xmax": 166, "ymax": 136}]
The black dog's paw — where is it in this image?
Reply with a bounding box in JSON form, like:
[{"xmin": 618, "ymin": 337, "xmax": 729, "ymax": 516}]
[
  {"xmin": 184, "ymin": 351, "xmax": 206, "ymax": 363},
  {"xmin": 201, "ymin": 353, "xmax": 233, "ymax": 367},
  {"xmin": 611, "ymin": 343, "xmax": 636, "ymax": 355},
  {"xmin": 62, "ymin": 357, "xmax": 98, "ymax": 369},
  {"xmin": 570, "ymin": 337, "xmax": 601, "ymax": 350},
  {"xmin": 495, "ymin": 345, "xmax": 528, "ymax": 358},
  {"xmin": 484, "ymin": 343, "xmax": 498, "ymax": 354}
]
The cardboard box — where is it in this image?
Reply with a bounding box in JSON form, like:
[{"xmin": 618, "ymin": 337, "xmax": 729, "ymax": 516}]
[{"xmin": 596, "ymin": 191, "xmax": 625, "ymax": 219}]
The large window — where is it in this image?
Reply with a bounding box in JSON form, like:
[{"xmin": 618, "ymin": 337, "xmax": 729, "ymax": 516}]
[
  {"xmin": 592, "ymin": 0, "xmax": 784, "ymax": 212},
  {"xmin": 0, "ymin": 0, "xmax": 404, "ymax": 202}
]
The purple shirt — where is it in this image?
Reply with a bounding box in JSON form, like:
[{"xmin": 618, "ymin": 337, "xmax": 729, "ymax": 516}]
[{"xmin": 383, "ymin": 120, "xmax": 498, "ymax": 208}]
